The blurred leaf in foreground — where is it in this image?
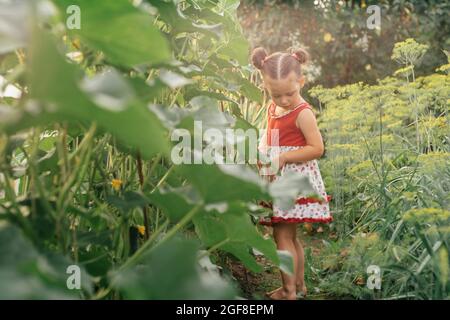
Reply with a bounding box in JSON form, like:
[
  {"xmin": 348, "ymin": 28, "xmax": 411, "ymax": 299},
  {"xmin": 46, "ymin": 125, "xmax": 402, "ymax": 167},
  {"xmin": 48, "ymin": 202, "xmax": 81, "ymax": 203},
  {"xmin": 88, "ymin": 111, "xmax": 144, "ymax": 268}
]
[{"xmin": 111, "ymin": 236, "xmax": 237, "ymax": 299}]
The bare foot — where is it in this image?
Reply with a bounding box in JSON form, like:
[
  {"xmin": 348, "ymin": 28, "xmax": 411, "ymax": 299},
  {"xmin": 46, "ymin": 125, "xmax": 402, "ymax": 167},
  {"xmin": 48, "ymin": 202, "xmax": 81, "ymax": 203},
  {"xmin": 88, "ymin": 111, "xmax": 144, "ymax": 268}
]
[
  {"xmin": 266, "ymin": 287, "xmax": 296, "ymax": 300},
  {"xmin": 266, "ymin": 284, "xmax": 307, "ymax": 298},
  {"xmin": 265, "ymin": 287, "xmax": 297, "ymax": 300},
  {"xmin": 265, "ymin": 286, "xmax": 282, "ymax": 297}
]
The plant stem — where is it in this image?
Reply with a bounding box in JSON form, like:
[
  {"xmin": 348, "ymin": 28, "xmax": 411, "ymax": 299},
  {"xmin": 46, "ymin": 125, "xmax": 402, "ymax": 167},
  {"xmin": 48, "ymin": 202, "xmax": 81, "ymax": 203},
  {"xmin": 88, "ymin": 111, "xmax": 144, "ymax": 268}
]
[
  {"xmin": 152, "ymin": 204, "xmax": 202, "ymax": 251},
  {"xmin": 150, "ymin": 165, "xmax": 174, "ymax": 193},
  {"xmin": 136, "ymin": 151, "xmax": 150, "ymax": 240},
  {"xmin": 198, "ymin": 238, "xmax": 230, "ymax": 259}
]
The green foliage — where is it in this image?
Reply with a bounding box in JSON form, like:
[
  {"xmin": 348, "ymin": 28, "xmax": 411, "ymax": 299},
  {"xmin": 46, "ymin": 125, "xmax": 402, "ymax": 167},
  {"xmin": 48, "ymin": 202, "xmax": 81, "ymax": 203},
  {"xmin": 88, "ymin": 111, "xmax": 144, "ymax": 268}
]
[
  {"xmin": 391, "ymin": 38, "xmax": 429, "ymax": 66},
  {"xmin": 0, "ymin": 223, "xmax": 93, "ymax": 299},
  {"xmin": 308, "ymin": 38, "xmax": 449, "ymax": 299},
  {"xmin": 112, "ymin": 236, "xmax": 237, "ymax": 299},
  {"xmin": 0, "ymin": 0, "xmax": 448, "ymax": 300},
  {"xmin": 238, "ymin": 0, "xmax": 450, "ymax": 89},
  {"xmin": 54, "ymin": 0, "xmax": 172, "ymax": 67},
  {"xmin": 0, "ymin": 0, "xmax": 307, "ymax": 300}
]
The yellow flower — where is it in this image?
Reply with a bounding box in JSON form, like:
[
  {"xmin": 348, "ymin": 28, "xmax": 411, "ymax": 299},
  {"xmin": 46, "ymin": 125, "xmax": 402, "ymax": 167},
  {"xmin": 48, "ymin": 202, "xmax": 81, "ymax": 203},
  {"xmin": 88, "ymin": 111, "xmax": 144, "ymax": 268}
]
[
  {"xmin": 323, "ymin": 32, "xmax": 333, "ymax": 43},
  {"xmin": 403, "ymin": 208, "xmax": 450, "ymax": 224},
  {"xmin": 111, "ymin": 179, "xmax": 122, "ymax": 191},
  {"xmin": 137, "ymin": 225, "xmax": 146, "ymax": 236}
]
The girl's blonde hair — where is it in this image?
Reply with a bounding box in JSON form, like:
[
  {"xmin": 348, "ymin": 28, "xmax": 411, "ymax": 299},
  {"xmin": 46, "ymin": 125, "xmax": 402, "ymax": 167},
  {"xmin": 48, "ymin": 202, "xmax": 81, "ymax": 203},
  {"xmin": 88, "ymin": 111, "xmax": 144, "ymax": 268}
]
[{"xmin": 251, "ymin": 47, "xmax": 309, "ymax": 80}]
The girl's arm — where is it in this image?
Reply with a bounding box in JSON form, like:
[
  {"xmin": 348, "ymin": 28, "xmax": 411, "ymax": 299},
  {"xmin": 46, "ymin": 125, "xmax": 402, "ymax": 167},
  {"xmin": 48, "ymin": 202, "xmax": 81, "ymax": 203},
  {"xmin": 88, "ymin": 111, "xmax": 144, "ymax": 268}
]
[{"xmin": 280, "ymin": 108, "xmax": 324, "ymax": 165}]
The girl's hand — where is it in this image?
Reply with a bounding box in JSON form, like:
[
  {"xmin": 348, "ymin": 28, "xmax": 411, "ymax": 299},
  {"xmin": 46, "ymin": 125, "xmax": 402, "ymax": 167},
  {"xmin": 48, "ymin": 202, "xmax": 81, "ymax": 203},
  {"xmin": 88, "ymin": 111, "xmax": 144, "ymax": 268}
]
[{"xmin": 257, "ymin": 159, "xmax": 275, "ymax": 182}]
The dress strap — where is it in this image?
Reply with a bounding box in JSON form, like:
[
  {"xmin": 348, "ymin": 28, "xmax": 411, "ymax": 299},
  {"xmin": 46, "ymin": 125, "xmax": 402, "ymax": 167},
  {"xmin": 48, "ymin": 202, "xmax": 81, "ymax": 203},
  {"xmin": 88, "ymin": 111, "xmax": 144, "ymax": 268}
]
[{"xmin": 270, "ymin": 101, "xmax": 309, "ymax": 119}]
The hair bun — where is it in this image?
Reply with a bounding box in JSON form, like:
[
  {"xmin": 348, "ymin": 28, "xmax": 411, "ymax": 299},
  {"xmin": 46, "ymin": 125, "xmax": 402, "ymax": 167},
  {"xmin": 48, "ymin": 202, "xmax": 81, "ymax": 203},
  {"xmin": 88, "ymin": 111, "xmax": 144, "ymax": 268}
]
[
  {"xmin": 251, "ymin": 47, "xmax": 269, "ymax": 70},
  {"xmin": 293, "ymin": 48, "xmax": 309, "ymax": 64}
]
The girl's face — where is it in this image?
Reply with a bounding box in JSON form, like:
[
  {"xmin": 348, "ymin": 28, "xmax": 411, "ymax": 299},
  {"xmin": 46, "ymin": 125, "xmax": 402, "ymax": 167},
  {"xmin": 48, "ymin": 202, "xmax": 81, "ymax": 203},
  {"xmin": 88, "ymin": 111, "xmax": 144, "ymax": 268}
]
[{"xmin": 264, "ymin": 71, "xmax": 305, "ymax": 108}]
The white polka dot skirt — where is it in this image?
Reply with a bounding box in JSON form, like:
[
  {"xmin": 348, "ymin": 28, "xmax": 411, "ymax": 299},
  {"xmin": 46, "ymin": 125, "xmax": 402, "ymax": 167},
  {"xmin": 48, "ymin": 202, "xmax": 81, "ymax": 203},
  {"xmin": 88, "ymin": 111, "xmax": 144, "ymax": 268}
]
[{"xmin": 258, "ymin": 146, "xmax": 333, "ymax": 226}]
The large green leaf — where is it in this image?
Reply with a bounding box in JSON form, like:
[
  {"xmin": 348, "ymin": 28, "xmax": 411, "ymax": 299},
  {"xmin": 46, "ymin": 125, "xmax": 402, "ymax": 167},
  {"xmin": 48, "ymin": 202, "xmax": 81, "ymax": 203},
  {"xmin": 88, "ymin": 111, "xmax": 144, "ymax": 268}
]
[
  {"xmin": 53, "ymin": 0, "xmax": 171, "ymax": 67},
  {"xmin": 0, "ymin": 27, "xmax": 169, "ymax": 160},
  {"xmin": 159, "ymin": 68, "xmax": 195, "ymax": 89},
  {"xmin": 145, "ymin": 184, "xmax": 279, "ymax": 272},
  {"xmin": 184, "ymin": 86, "xmax": 239, "ymax": 108},
  {"xmin": 193, "ymin": 203, "xmax": 279, "ymax": 272},
  {"xmin": 105, "ymin": 191, "xmax": 148, "ymax": 214},
  {"xmin": 17, "ymin": 197, "xmax": 57, "ymax": 246},
  {"xmin": 112, "ymin": 236, "xmax": 236, "ymax": 299},
  {"xmin": 176, "ymin": 160, "xmax": 269, "ymax": 204},
  {"xmin": 126, "ymin": 76, "xmax": 167, "ymax": 103},
  {"xmin": 0, "ymin": 223, "xmax": 93, "ymax": 299},
  {"xmin": 149, "ymin": 96, "xmax": 237, "ymax": 142},
  {"xmin": 223, "ymin": 71, "xmax": 264, "ymax": 105},
  {"xmin": 217, "ymin": 34, "xmax": 250, "ymax": 66},
  {"xmin": 146, "ymin": 185, "xmax": 201, "ymax": 222},
  {"xmin": 146, "ymin": 0, "xmax": 223, "ymax": 38},
  {"xmin": 184, "ymin": 2, "xmax": 231, "ymax": 27},
  {"xmin": 277, "ymin": 250, "xmax": 294, "ymax": 276}
]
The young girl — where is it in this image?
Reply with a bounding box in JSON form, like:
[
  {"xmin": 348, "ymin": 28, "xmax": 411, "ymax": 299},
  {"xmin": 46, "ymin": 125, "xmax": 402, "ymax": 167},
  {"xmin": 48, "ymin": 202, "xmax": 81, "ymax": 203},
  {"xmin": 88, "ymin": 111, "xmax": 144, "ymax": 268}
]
[{"xmin": 252, "ymin": 47, "xmax": 332, "ymax": 300}]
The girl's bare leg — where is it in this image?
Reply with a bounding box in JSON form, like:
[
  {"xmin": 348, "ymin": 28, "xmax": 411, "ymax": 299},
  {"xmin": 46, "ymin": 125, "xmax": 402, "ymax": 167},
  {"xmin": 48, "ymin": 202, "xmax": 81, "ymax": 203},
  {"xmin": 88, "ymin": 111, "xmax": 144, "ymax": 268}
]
[
  {"xmin": 267, "ymin": 226, "xmax": 307, "ymax": 297},
  {"xmin": 266, "ymin": 223, "xmax": 297, "ymax": 300},
  {"xmin": 294, "ymin": 237, "xmax": 307, "ymax": 296}
]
